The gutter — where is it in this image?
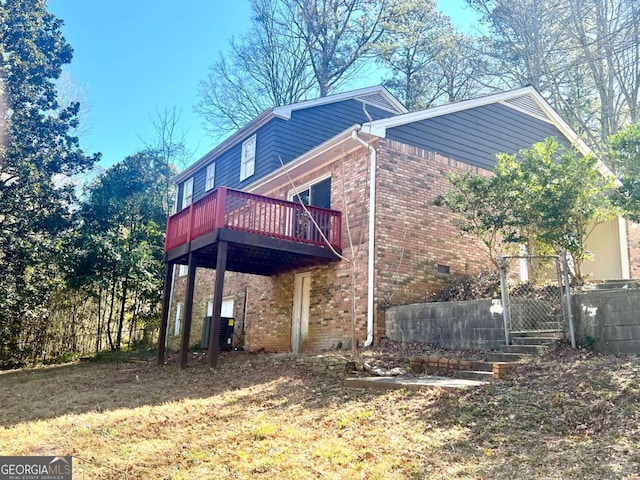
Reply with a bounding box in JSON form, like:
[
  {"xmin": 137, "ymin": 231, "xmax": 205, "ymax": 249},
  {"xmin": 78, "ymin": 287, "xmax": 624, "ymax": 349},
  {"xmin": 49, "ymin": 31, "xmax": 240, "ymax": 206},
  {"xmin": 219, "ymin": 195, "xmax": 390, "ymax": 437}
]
[{"xmin": 351, "ymin": 129, "xmax": 376, "ymax": 348}]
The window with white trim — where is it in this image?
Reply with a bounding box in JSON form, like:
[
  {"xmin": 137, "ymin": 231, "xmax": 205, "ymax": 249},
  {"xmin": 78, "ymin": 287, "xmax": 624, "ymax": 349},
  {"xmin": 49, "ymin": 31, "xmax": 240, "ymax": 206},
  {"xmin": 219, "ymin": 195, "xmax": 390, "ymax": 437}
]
[
  {"xmin": 174, "ymin": 303, "xmax": 183, "ymax": 336},
  {"xmin": 291, "ymin": 176, "xmax": 331, "ymax": 208},
  {"xmin": 178, "ymin": 264, "xmax": 188, "ymax": 276},
  {"xmin": 205, "ymin": 163, "xmax": 216, "ymax": 192},
  {"xmin": 182, "ymin": 177, "xmax": 194, "ymax": 208},
  {"xmin": 240, "ymin": 135, "xmax": 256, "ymax": 181},
  {"xmin": 172, "ymin": 190, "xmax": 178, "ymax": 214}
]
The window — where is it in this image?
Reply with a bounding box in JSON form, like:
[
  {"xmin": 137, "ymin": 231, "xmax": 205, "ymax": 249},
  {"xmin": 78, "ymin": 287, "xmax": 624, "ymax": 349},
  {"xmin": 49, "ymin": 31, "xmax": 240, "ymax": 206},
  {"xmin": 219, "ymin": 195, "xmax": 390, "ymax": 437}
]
[
  {"xmin": 205, "ymin": 163, "xmax": 216, "ymax": 192},
  {"xmin": 240, "ymin": 135, "xmax": 256, "ymax": 181},
  {"xmin": 178, "ymin": 264, "xmax": 188, "ymax": 276},
  {"xmin": 182, "ymin": 177, "xmax": 194, "ymax": 208},
  {"xmin": 206, "ymin": 297, "xmax": 234, "ymax": 317},
  {"xmin": 172, "ymin": 189, "xmax": 178, "ymax": 214},
  {"xmin": 292, "ymin": 177, "xmax": 331, "ymax": 208},
  {"xmin": 289, "ymin": 177, "xmax": 332, "ymax": 240},
  {"xmin": 174, "ymin": 303, "xmax": 183, "ymax": 336},
  {"xmin": 437, "ymin": 264, "xmax": 450, "ymax": 274}
]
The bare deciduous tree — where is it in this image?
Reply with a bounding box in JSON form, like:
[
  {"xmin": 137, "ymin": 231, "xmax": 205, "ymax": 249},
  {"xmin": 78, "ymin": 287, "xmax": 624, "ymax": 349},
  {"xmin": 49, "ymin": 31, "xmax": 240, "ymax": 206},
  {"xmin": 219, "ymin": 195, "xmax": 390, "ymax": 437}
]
[
  {"xmin": 197, "ymin": 0, "xmax": 389, "ymax": 138},
  {"xmin": 197, "ymin": 0, "xmax": 315, "ymax": 138},
  {"xmin": 283, "ymin": 0, "xmax": 387, "ymax": 97},
  {"xmin": 468, "ymin": 0, "xmax": 640, "ymax": 146},
  {"xmin": 377, "ymin": 0, "xmax": 494, "ymax": 109}
]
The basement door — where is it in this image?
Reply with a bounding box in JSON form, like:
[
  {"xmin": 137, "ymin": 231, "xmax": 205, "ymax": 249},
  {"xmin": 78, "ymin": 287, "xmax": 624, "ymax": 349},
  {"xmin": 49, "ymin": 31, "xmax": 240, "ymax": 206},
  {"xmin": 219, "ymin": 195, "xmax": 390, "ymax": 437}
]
[{"xmin": 291, "ymin": 273, "xmax": 311, "ymax": 353}]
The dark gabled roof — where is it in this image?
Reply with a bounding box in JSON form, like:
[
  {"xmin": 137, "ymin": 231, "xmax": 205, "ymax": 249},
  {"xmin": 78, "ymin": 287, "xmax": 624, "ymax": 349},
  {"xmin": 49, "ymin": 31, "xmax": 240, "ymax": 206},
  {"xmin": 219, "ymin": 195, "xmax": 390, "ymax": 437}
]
[{"xmin": 174, "ymin": 85, "xmax": 407, "ymax": 183}]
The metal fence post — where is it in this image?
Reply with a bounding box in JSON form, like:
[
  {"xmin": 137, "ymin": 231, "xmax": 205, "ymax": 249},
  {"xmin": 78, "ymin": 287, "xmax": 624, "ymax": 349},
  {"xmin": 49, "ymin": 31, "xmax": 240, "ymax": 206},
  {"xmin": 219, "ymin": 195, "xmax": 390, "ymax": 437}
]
[
  {"xmin": 561, "ymin": 249, "xmax": 576, "ymax": 349},
  {"xmin": 498, "ymin": 256, "xmax": 511, "ymax": 345}
]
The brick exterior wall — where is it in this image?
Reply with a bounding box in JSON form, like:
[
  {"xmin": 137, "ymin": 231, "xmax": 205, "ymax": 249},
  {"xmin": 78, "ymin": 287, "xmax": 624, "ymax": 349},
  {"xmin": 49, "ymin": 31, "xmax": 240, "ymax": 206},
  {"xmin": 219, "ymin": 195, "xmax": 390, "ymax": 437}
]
[
  {"xmin": 167, "ymin": 147, "xmax": 372, "ymax": 353},
  {"xmin": 167, "ymin": 137, "xmax": 640, "ymax": 355},
  {"xmin": 373, "ymin": 139, "xmax": 496, "ymax": 334}
]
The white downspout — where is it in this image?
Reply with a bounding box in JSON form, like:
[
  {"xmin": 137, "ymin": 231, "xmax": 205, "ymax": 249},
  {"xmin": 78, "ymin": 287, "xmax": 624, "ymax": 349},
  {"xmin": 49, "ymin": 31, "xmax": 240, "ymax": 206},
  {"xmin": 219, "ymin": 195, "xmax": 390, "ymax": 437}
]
[{"xmin": 351, "ymin": 130, "xmax": 376, "ymax": 347}]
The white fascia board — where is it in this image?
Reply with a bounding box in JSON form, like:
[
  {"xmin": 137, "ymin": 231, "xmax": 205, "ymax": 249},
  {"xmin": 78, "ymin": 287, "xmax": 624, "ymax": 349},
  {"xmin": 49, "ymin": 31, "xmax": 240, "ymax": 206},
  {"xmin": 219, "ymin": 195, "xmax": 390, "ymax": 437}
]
[
  {"xmin": 174, "ymin": 86, "xmax": 405, "ymax": 185},
  {"xmin": 363, "ymin": 86, "xmax": 614, "ymax": 178},
  {"xmin": 521, "ymin": 89, "xmax": 615, "ymax": 178},
  {"xmin": 364, "ymin": 87, "xmax": 539, "ymax": 136}
]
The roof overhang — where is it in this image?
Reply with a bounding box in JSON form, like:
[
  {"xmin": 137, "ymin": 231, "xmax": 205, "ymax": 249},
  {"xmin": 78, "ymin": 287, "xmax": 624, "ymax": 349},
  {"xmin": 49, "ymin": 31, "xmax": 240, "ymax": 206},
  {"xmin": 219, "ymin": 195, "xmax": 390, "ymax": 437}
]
[
  {"xmin": 174, "ymin": 108, "xmax": 281, "ymax": 184},
  {"xmin": 364, "ymin": 85, "xmax": 614, "ymax": 178},
  {"xmin": 174, "ymin": 85, "xmax": 405, "ymax": 184},
  {"xmin": 246, "ymin": 125, "xmax": 378, "ymax": 196}
]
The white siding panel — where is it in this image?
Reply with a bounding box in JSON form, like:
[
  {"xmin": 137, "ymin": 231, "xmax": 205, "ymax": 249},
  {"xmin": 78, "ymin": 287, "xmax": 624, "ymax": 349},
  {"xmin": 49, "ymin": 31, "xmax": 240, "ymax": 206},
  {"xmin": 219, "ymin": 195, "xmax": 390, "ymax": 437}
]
[{"xmin": 583, "ymin": 218, "xmax": 622, "ymax": 280}]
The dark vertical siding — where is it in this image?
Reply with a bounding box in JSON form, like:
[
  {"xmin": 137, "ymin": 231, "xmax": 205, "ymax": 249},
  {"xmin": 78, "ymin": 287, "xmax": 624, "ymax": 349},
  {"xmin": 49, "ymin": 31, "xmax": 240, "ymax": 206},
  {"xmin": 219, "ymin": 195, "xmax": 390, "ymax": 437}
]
[{"xmin": 386, "ymin": 103, "xmax": 574, "ymax": 170}]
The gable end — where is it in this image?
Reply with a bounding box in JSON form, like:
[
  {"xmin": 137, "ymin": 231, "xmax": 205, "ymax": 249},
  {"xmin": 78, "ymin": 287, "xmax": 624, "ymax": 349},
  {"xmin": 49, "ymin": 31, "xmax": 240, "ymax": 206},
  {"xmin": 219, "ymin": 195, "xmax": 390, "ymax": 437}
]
[
  {"xmin": 501, "ymin": 95, "xmax": 552, "ymax": 123},
  {"xmin": 356, "ymin": 92, "xmax": 405, "ymax": 114}
]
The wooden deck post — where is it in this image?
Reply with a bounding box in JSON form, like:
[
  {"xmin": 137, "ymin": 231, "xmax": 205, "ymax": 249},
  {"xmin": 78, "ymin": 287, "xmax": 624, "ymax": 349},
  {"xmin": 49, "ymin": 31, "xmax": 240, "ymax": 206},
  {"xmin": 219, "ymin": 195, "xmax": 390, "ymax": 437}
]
[
  {"xmin": 157, "ymin": 262, "xmax": 174, "ymax": 365},
  {"xmin": 179, "ymin": 252, "xmax": 198, "ymax": 369},
  {"xmin": 207, "ymin": 240, "xmax": 228, "ymax": 368}
]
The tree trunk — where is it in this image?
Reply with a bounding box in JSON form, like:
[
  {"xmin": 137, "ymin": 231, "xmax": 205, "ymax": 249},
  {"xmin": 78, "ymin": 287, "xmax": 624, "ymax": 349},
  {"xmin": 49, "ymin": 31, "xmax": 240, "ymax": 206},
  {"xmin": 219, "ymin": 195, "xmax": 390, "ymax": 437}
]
[
  {"xmin": 107, "ymin": 277, "xmax": 117, "ymax": 351},
  {"xmin": 96, "ymin": 287, "xmax": 103, "ymax": 355},
  {"xmin": 116, "ymin": 276, "xmax": 129, "ymax": 350},
  {"xmin": 128, "ymin": 290, "xmax": 139, "ymax": 348}
]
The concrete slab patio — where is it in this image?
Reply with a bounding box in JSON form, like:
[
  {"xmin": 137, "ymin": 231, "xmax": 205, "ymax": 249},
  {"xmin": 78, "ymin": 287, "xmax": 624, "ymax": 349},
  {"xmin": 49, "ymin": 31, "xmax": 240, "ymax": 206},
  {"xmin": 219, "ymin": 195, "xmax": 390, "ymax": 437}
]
[{"xmin": 344, "ymin": 375, "xmax": 488, "ymax": 392}]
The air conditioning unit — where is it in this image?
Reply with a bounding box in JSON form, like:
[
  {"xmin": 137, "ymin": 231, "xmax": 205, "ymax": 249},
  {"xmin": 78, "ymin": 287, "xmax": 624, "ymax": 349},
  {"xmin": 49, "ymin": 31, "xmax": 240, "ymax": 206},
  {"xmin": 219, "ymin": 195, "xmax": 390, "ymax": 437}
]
[{"xmin": 201, "ymin": 316, "xmax": 235, "ymax": 351}]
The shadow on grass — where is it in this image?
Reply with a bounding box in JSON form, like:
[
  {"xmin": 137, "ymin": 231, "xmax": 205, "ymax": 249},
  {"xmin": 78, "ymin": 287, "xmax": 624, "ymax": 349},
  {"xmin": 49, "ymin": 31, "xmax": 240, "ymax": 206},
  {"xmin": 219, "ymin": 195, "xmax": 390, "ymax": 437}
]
[
  {"xmin": 414, "ymin": 355, "xmax": 640, "ymax": 479},
  {"xmin": 0, "ymin": 349, "xmax": 391, "ymax": 428}
]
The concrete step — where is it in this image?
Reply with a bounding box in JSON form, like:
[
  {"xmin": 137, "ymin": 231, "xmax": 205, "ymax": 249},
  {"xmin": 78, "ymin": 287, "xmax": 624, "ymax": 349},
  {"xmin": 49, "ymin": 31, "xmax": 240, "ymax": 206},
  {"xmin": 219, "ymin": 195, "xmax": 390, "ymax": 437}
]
[
  {"xmin": 511, "ymin": 329, "xmax": 565, "ymax": 339},
  {"xmin": 594, "ymin": 279, "xmax": 640, "ymax": 290},
  {"xmin": 512, "ymin": 321, "xmax": 564, "ymax": 331},
  {"xmin": 455, "ymin": 370, "xmax": 495, "ymax": 381},
  {"xmin": 511, "ymin": 336, "xmax": 559, "ymax": 346},
  {"xmin": 344, "ymin": 376, "xmax": 487, "ymax": 391},
  {"xmin": 501, "ymin": 344, "xmax": 548, "ymax": 355},
  {"xmin": 471, "ymin": 361, "xmax": 494, "ymax": 372},
  {"xmin": 485, "ymin": 352, "xmax": 527, "ymax": 362}
]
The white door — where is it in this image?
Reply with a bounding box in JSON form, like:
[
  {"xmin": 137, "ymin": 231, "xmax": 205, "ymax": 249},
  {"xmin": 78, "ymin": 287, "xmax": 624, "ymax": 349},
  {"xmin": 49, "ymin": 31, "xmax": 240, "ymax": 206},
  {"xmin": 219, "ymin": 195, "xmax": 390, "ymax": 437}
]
[{"xmin": 291, "ymin": 273, "xmax": 311, "ymax": 353}]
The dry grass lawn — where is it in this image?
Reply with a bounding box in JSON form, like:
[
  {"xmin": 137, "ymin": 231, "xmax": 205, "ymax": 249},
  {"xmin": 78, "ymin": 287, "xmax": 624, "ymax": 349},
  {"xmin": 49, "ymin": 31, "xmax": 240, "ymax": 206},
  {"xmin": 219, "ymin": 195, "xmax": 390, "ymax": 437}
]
[{"xmin": 1, "ymin": 346, "xmax": 640, "ymax": 479}]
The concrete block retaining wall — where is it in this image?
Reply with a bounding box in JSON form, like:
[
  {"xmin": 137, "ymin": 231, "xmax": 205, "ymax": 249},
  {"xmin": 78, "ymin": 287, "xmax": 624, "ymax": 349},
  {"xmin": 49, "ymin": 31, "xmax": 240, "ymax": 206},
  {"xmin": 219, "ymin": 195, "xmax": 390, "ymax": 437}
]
[
  {"xmin": 572, "ymin": 289, "xmax": 640, "ymax": 354},
  {"xmin": 385, "ymin": 300, "xmax": 506, "ymax": 351},
  {"xmin": 385, "ymin": 290, "xmax": 640, "ymax": 355}
]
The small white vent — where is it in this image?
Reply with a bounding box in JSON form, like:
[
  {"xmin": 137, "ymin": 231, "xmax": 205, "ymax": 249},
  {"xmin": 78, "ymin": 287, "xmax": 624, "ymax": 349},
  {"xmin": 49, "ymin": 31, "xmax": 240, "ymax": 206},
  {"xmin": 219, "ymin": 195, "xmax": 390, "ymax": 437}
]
[
  {"xmin": 356, "ymin": 92, "xmax": 402, "ymax": 113},
  {"xmin": 504, "ymin": 95, "xmax": 549, "ymax": 121}
]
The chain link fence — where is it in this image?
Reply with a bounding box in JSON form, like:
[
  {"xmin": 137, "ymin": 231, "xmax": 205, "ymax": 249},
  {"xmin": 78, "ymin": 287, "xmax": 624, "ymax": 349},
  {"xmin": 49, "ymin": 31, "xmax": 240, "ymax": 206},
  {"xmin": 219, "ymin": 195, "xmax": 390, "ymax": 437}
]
[{"xmin": 498, "ymin": 255, "xmax": 569, "ymax": 338}]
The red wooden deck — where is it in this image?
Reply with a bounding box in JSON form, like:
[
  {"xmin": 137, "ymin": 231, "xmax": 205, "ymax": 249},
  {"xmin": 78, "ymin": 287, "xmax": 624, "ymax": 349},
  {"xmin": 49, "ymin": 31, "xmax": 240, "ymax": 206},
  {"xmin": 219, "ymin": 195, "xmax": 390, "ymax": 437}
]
[{"xmin": 165, "ymin": 187, "xmax": 342, "ymax": 253}]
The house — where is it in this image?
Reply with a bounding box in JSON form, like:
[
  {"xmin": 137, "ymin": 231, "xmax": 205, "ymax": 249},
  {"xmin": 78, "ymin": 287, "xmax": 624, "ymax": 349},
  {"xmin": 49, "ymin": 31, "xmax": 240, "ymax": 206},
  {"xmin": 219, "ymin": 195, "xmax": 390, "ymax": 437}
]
[{"xmin": 158, "ymin": 85, "xmax": 639, "ymax": 368}]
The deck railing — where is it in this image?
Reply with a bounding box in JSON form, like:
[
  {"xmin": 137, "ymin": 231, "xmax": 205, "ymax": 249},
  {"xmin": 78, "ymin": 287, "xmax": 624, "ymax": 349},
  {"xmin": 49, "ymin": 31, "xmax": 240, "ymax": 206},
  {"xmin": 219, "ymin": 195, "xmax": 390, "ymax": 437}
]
[{"xmin": 165, "ymin": 187, "xmax": 342, "ymax": 253}]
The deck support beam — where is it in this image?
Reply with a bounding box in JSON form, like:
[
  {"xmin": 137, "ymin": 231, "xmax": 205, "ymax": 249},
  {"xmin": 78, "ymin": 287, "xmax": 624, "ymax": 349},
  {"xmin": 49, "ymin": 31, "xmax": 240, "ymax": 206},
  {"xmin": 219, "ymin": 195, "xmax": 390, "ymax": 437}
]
[
  {"xmin": 179, "ymin": 252, "xmax": 198, "ymax": 369},
  {"xmin": 207, "ymin": 240, "xmax": 228, "ymax": 368},
  {"xmin": 157, "ymin": 262, "xmax": 174, "ymax": 366}
]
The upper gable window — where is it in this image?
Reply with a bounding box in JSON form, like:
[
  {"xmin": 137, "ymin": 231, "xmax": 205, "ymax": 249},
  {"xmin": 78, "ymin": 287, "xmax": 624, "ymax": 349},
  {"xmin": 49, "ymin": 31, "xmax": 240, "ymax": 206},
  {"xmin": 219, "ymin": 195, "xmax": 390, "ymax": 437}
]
[
  {"xmin": 240, "ymin": 135, "xmax": 256, "ymax": 181},
  {"xmin": 182, "ymin": 177, "xmax": 194, "ymax": 208},
  {"xmin": 205, "ymin": 163, "xmax": 216, "ymax": 192}
]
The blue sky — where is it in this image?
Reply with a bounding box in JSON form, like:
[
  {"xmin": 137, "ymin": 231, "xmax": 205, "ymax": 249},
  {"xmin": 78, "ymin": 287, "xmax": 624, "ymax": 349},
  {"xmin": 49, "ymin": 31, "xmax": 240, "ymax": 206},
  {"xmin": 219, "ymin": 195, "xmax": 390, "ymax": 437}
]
[{"xmin": 49, "ymin": 0, "xmax": 479, "ymax": 169}]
